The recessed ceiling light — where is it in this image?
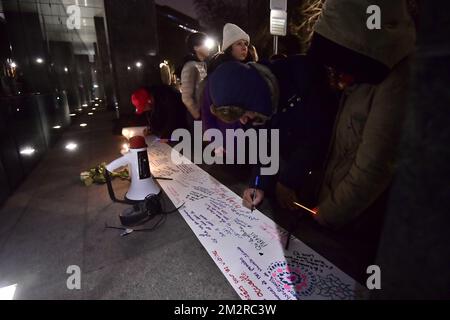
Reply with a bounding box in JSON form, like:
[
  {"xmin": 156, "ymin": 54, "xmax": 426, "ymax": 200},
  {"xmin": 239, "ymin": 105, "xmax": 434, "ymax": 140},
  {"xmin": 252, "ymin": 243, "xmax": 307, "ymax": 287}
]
[
  {"xmin": 88, "ymin": 113, "xmax": 93, "ymax": 116},
  {"xmin": 36, "ymin": 58, "xmax": 44, "ymax": 64},
  {"xmin": 53, "ymin": 125, "xmax": 61, "ymax": 129},
  {"xmin": 80, "ymin": 123, "xmax": 87, "ymax": 127},
  {"xmin": 70, "ymin": 113, "xmax": 76, "ymax": 117}
]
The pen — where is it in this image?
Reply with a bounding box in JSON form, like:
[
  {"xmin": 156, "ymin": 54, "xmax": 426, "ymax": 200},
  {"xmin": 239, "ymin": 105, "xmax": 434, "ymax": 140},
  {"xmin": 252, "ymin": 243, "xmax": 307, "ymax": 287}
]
[
  {"xmin": 285, "ymin": 232, "xmax": 291, "ymax": 251},
  {"xmin": 251, "ymin": 176, "xmax": 260, "ymax": 213}
]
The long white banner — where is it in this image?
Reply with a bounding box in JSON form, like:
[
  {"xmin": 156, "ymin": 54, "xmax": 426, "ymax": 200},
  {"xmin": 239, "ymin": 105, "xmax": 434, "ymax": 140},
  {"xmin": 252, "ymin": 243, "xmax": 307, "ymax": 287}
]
[{"xmin": 146, "ymin": 137, "xmax": 367, "ymax": 300}]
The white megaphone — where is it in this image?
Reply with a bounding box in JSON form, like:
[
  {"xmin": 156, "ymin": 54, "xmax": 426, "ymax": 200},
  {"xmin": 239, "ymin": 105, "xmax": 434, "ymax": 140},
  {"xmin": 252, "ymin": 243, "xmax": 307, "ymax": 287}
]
[{"xmin": 105, "ymin": 135, "xmax": 160, "ymax": 203}]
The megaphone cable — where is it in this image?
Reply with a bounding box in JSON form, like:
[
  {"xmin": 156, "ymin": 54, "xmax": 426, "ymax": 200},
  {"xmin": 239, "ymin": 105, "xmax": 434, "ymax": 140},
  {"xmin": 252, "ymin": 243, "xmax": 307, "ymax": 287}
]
[{"xmin": 105, "ymin": 193, "xmax": 185, "ymax": 236}]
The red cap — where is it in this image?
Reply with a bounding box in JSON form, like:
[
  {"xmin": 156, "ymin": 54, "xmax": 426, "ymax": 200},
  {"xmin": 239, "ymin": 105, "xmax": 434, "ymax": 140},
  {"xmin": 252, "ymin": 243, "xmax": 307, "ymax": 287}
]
[
  {"xmin": 129, "ymin": 136, "xmax": 148, "ymax": 149},
  {"xmin": 131, "ymin": 88, "xmax": 154, "ymax": 115}
]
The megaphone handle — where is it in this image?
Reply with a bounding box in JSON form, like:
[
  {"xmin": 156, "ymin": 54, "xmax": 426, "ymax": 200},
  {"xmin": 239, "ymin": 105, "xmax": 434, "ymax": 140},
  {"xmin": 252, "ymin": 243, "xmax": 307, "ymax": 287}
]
[
  {"xmin": 104, "ymin": 170, "xmax": 133, "ymax": 205},
  {"xmin": 105, "ymin": 170, "xmax": 117, "ymax": 202}
]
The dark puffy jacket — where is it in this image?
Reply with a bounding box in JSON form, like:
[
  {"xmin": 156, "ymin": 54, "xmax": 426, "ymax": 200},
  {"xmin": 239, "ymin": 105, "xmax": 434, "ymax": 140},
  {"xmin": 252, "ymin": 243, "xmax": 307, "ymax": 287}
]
[
  {"xmin": 254, "ymin": 55, "xmax": 339, "ymax": 194},
  {"xmin": 201, "ymin": 52, "xmax": 243, "ymax": 138}
]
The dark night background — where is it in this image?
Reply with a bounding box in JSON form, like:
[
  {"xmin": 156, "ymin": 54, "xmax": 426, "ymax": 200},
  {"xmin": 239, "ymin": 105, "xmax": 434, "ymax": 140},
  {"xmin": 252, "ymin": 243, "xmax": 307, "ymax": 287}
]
[
  {"xmin": 156, "ymin": 0, "xmax": 198, "ymax": 18},
  {"xmin": 0, "ymin": 0, "xmax": 448, "ymax": 300}
]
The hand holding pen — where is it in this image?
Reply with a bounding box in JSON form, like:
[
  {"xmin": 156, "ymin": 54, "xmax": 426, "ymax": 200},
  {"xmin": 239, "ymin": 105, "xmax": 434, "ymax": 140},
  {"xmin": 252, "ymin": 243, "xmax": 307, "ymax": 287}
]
[{"xmin": 243, "ymin": 176, "xmax": 263, "ymax": 211}]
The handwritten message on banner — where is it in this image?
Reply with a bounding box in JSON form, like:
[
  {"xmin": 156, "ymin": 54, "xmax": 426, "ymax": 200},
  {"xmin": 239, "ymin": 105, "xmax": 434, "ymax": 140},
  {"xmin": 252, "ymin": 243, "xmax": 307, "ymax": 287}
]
[{"xmin": 146, "ymin": 137, "xmax": 367, "ymax": 300}]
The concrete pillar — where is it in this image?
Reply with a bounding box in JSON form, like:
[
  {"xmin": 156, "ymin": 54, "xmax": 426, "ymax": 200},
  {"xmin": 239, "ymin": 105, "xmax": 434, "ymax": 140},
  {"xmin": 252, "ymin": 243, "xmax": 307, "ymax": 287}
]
[
  {"xmin": 103, "ymin": 0, "xmax": 160, "ymax": 116},
  {"xmin": 374, "ymin": 0, "xmax": 450, "ymax": 299},
  {"xmin": 48, "ymin": 41, "xmax": 81, "ymax": 112},
  {"xmin": 2, "ymin": 0, "xmax": 51, "ymax": 94},
  {"xmin": 92, "ymin": 43, "xmax": 105, "ymax": 100},
  {"xmin": 94, "ymin": 16, "xmax": 116, "ymax": 111},
  {"xmin": 75, "ymin": 55, "xmax": 94, "ymax": 106}
]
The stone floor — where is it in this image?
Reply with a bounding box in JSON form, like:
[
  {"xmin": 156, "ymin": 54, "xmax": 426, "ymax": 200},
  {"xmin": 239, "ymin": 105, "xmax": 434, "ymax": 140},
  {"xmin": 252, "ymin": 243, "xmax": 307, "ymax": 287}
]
[{"xmin": 0, "ymin": 107, "xmax": 372, "ymax": 300}]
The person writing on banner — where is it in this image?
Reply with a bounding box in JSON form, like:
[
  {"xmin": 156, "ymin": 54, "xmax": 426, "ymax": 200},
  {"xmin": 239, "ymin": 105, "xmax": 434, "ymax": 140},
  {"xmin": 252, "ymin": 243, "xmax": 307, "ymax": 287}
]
[
  {"xmin": 208, "ymin": 55, "xmax": 339, "ymax": 211},
  {"xmin": 301, "ymin": 0, "xmax": 416, "ymax": 246}
]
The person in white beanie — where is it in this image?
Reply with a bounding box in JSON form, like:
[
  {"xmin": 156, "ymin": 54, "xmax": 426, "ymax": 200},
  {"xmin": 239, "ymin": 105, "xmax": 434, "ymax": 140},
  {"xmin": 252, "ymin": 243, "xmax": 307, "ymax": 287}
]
[
  {"xmin": 303, "ymin": 0, "xmax": 416, "ymax": 241},
  {"xmin": 221, "ymin": 23, "xmax": 251, "ymax": 61},
  {"xmin": 199, "ymin": 23, "xmax": 255, "ymax": 149}
]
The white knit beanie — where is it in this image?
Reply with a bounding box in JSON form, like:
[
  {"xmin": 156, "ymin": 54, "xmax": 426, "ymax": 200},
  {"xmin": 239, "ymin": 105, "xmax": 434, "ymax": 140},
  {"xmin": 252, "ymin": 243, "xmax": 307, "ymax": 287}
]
[{"xmin": 222, "ymin": 23, "xmax": 250, "ymax": 52}]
